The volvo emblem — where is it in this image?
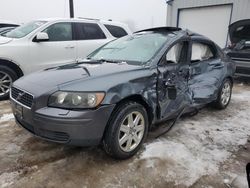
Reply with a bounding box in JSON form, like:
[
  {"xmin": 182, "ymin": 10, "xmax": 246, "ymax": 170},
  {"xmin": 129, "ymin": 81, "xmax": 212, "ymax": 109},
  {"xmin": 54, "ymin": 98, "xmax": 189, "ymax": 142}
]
[{"xmin": 16, "ymin": 92, "xmax": 25, "ymax": 101}]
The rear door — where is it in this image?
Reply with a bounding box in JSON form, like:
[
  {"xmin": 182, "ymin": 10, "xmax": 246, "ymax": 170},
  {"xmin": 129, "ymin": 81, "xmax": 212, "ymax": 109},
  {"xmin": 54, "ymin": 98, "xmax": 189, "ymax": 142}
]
[
  {"xmin": 188, "ymin": 39, "xmax": 224, "ymax": 104},
  {"xmin": 75, "ymin": 22, "xmax": 111, "ymax": 61},
  {"xmin": 29, "ymin": 22, "xmax": 77, "ymax": 71},
  {"xmin": 157, "ymin": 40, "xmax": 191, "ymax": 120}
]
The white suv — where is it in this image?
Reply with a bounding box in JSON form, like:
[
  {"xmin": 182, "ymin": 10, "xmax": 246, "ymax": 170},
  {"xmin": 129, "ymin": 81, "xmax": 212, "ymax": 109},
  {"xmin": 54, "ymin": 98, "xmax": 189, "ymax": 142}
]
[{"xmin": 0, "ymin": 18, "xmax": 132, "ymax": 99}]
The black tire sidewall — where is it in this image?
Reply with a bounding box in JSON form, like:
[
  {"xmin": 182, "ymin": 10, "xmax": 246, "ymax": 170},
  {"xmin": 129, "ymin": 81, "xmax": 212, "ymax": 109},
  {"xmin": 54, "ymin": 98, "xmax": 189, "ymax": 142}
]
[
  {"xmin": 103, "ymin": 102, "xmax": 148, "ymax": 159},
  {"xmin": 0, "ymin": 65, "xmax": 18, "ymax": 100}
]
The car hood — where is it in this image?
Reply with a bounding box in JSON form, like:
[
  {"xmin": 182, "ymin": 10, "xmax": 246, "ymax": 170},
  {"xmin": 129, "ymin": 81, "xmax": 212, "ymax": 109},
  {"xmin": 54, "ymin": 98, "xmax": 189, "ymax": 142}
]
[
  {"xmin": 15, "ymin": 61, "xmax": 144, "ymax": 88},
  {"xmin": 229, "ymin": 19, "xmax": 250, "ymax": 44},
  {"xmin": 0, "ymin": 36, "xmax": 13, "ymax": 45}
]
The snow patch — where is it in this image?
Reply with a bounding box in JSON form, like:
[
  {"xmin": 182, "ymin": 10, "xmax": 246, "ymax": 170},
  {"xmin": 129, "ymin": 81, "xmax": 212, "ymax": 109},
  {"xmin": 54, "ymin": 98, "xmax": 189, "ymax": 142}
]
[
  {"xmin": 0, "ymin": 113, "xmax": 14, "ymax": 122},
  {"xmin": 140, "ymin": 90, "xmax": 250, "ymax": 186},
  {"xmin": 5, "ymin": 143, "xmax": 21, "ymax": 154},
  {"xmin": 0, "ymin": 172, "xmax": 19, "ymax": 188}
]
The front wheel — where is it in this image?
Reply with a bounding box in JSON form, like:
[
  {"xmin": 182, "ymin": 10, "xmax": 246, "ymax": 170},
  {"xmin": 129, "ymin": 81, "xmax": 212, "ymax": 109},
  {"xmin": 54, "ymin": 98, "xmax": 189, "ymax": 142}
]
[
  {"xmin": 0, "ymin": 66, "xmax": 18, "ymax": 100},
  {"xmin": 103, "ymin": 102, "xmax": 148, "ymax": 159},
  {"xmin": 212, "ymin": 78, "xmax": 232, "ymax": 109}
]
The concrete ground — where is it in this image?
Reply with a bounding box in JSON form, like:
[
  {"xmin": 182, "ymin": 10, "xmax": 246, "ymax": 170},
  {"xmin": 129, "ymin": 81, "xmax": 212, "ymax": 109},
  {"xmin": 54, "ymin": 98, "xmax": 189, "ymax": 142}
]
[{"xmin": 0, "ymin": 82, "xmax": 250, "ymax": 188}]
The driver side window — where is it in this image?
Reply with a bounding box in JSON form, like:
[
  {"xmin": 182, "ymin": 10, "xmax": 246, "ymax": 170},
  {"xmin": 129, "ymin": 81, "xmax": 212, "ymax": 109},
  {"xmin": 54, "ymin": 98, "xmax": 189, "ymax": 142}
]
[
  {"xmin": 43, "ymin": 23, "xmax": 73, "ymax": 42},
  {"xmin": 165, "ymin": 41, "xmax": 188, "ymax": 64}
]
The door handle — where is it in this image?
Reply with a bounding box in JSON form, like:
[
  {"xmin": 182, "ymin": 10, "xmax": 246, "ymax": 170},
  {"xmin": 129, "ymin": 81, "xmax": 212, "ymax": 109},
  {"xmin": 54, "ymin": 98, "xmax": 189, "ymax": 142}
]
[{"xmin": 65, "ymin": 46, "xmax": 75, "ymax": 49}]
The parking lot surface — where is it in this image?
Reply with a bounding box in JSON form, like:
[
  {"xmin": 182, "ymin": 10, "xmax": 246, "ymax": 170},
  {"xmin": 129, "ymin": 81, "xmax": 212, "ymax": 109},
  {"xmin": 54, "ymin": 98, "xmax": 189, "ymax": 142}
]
[{"xmin": 0, "ymin": 83, "xmax": 250, "ymax": 188}]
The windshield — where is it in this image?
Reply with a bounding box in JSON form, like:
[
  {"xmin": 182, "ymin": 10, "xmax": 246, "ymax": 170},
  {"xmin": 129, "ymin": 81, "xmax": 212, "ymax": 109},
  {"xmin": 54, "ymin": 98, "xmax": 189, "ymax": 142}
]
[
  {"xmin": 5, "ymin": 21, "xmax": 47, "ymax": 39},
  {"xmin": 88, "ymin": 33, "xmax": 168, "ymax": 64}
]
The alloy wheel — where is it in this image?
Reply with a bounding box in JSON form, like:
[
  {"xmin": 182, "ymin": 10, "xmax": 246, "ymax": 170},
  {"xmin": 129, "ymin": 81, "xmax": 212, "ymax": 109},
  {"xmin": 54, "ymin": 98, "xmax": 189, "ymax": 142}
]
[
  {"xmin": 0, "ymin": 71, "xmax": 12, "ymax": 96},
  {"xmin": 118, "ymin": 111, "xmax": 145, "ymax": 152},
  {"xmin": 221, "ymin": 81, "xmax": 231, "ymax": 106}
]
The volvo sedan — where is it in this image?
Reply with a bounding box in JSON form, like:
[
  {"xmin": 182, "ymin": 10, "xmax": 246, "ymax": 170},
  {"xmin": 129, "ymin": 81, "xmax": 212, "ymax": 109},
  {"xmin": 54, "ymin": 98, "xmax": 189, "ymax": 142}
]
[{"xmin": 10, "ymin": 27, "xmax": 235, "ymax": 159}]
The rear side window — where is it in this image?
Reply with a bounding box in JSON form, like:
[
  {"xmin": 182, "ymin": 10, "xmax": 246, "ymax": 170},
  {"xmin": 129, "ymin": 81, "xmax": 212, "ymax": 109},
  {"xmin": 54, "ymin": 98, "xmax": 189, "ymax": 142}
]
[
  {"xmin": 104, "ymin": 24, "xmax": 128, "ymax": 38},
  {"xmin": 43, "ymin": 22, "xmax": 72, "ymax": 41},
  {"xmin": 191, "ymin": 42, "xmax": 215, "ymax": 63},
  {"xmin": 76, "ymin": 23, "xmax": 106, "ymax": 40}
]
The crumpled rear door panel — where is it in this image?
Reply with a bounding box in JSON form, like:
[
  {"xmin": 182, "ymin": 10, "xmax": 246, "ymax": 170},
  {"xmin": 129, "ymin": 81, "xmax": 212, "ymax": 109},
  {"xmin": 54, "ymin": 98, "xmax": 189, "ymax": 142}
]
[{"xmin": 188, "ymin": 58, "xmax": 224, "ymax": 104}]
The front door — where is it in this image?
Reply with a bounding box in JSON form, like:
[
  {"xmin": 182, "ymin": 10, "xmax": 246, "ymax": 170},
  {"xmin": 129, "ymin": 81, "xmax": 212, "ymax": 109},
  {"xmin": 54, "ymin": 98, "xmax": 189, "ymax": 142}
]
[
  {"xmin": 157, "ymin": 40, "xmax": 191, "ymax": 120},
  {"xmin": 29, "ymin": 22, "xmax": 77, "ymax": 72}
]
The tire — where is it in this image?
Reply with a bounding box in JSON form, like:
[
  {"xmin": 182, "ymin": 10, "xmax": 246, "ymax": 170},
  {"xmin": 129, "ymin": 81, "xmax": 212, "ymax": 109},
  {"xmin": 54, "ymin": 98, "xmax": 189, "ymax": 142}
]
[
  {"xmin": 0, "ymin": 65, "xmax": 18, "ymax": 100},
  {"xmin": 212, "ymin": 78, "xmax": 232, "ymax": 109},
  {"xmin": 103, "ymin": 101, "xmax": 148, "ymax": 159}
]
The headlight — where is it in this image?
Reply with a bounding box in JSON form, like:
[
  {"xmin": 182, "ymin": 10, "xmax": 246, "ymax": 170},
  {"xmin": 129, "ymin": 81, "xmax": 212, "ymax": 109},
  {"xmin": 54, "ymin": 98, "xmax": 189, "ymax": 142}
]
[{"xmin": 48, "ymin": 91, "xmax": 105, "ymax": 109}]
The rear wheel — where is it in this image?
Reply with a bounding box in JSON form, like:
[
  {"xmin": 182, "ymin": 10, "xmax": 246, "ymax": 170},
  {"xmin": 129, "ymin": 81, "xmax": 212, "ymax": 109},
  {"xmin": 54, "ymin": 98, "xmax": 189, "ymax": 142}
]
[
  {"xmin": 103, "ymin": 102, "xmax": 148, "ymax": 159},
  {"xmin": 212, "ymin": 78, "xmax": 232, "ymax": 109},
  {"xmin": 0, "ymin": 66, "xmax": 18, "ymax": 100}
]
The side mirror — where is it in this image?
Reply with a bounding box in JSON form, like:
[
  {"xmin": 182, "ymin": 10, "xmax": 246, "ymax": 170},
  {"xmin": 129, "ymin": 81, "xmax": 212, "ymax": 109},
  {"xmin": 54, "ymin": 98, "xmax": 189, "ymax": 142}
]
[
  {"xmin": 167, "ymin": 85, "xmax": 177, "ymax": 100},
  {"xmin": 34, "ymin": 32, "xmax": 49, "ymax": 42}
]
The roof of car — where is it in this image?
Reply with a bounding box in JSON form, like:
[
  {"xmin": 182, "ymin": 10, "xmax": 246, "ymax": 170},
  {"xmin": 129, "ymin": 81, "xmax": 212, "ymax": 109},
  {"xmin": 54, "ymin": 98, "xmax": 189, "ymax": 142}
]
[
  {"xmin": 37, "ymin": 17, "xmax": 125, "ymax": 25},
  {"xmin": 135, "ymin": 27, "xmax": 209, "ymax": 39},
  {"xmin": 135, "ymin": 27, "xmax": 182, "ymax": 33}
]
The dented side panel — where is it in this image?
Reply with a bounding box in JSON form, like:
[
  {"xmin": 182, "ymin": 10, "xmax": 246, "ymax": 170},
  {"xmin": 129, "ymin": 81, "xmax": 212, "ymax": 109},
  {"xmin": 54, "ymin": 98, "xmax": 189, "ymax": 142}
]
[{"xmin": 188, "ymin": 58, "xmax": 225, "ymax": 104}]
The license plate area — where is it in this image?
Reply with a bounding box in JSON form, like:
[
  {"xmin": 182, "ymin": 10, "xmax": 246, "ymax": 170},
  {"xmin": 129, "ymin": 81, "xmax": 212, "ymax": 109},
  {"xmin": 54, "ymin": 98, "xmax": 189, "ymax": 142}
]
[{"xmin": 14, "ymin": 104, "xmax": 23, "ymax": 119}]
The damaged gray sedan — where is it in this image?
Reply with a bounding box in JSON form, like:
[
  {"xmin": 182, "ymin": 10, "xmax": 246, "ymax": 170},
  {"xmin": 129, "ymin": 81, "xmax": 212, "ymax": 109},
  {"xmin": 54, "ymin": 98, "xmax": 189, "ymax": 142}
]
[{"xmin": 10, "ymin": 27, "xmax": 235, "ymax": 159}]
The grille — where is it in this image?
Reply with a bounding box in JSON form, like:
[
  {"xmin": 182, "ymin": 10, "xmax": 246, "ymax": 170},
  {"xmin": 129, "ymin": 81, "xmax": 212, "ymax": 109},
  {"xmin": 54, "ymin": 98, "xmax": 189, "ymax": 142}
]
[
  {"xmin": 39, "ymin": 129, "xmax": 70, "ymax": 142},
  {"xmin": 11, "ymin": 87, "xmax": 33, "ymax": 108}
]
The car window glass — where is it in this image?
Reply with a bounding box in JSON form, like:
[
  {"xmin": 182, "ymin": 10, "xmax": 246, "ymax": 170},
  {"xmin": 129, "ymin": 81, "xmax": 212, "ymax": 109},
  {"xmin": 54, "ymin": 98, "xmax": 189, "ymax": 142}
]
[
  {"xmin": 166, "ymin": 42, "xmax": 185, "ymax": 64},
  {"xmin": 5, "ymin": 21, "xmax": 46, "ymax": 39},
  {"xmin": 88, "ymin": 33, "xmax": 168, "ymax": 64},
  {"xmin": 104, "ymin": 24, "xmax": 128, "ymax": 38},
  {"xmin": 77, "ymin": 23, "xmax": 106, "ymax": 40},
  {"xmin": 43, "ymin": 23, "xmax": 72, "ymax": 41},
  {"xmin": 191, "ymin": 42, "xmax": 214, "ymax": 63}
]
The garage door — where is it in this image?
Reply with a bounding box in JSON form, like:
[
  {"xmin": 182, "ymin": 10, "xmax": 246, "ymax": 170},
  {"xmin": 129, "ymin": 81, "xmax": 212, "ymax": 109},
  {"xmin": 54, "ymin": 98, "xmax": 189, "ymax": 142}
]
[{"xmin": 178, "ymin": 5, "xmax": 232, "ymax": 47}]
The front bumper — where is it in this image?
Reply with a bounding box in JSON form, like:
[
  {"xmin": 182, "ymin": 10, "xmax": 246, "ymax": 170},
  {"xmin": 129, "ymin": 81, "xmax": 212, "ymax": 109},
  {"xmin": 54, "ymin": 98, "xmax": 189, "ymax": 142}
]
[{"xmin": 11, "ymin": 100, "xmax": 115, "ymax": 146}]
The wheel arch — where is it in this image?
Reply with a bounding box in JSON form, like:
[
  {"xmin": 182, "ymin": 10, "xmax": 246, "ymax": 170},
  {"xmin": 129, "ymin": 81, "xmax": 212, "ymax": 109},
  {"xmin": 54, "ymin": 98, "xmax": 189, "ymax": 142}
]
[
  {"xmin": 113, "ymin": 94, "xmax": 154, "ymax": 126},
  {"xmin": 226, "ymin": 76, "xmax": 233, "ymax": 85},
  {"xmin": 102, "ymin": 94, "xmax": 154, "ymax": 140},
  {"xmin": 0, "ymin": 59, "xmax": 24, "ymax": 78}
]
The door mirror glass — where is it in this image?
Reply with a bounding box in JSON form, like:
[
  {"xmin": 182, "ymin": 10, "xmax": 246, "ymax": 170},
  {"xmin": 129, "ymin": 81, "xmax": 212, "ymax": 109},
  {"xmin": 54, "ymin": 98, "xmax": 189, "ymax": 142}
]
[
  {"xmin": 167, "ymin": 85, "xmax": 177, "ymax": 100},
  {"xmin": 35, "ymin": 32, "xmax": 49, "ymax": 42}
]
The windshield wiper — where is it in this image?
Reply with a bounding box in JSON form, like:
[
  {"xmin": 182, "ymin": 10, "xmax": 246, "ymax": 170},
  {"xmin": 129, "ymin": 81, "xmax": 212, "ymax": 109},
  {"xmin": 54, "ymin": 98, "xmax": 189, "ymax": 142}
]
[
  {"xmin": 99, "ymin": 58, "xmax": 119, "ymax": 64},
  {"xmin": 86, "ymin": 58, "xmax": 119, "ymax": 64},
  {"xmin": 79, "ymin": 58, "xmax": 126, "ymax": 65}
]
